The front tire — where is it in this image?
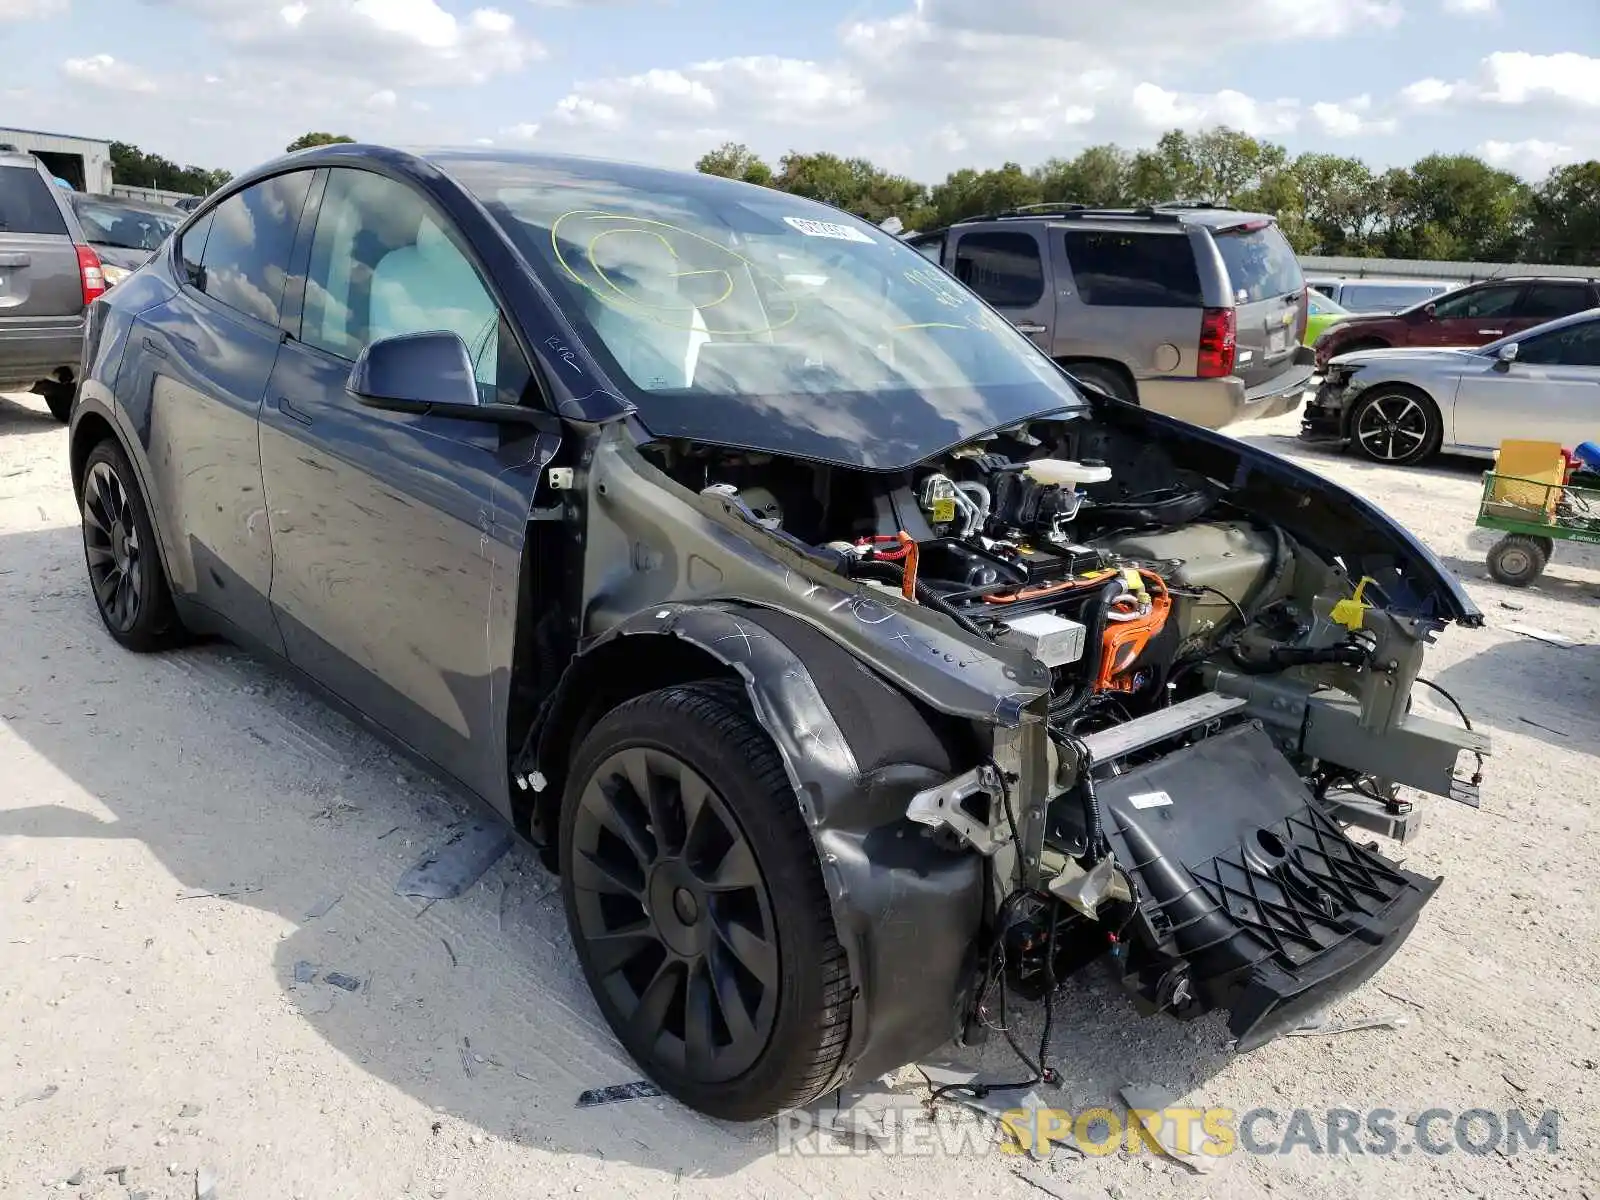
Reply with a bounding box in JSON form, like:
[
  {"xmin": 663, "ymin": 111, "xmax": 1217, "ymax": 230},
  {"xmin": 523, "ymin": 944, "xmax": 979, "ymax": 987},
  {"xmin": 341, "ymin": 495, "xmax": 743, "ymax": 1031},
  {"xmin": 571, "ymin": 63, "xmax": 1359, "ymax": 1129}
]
[
  {"xmin": 560, "ymin": 682, "xmax": 852, "ymax": 1121},
  {"xmin": 78, "ymin": 439, "xmax": 183, "ymax": 651},
  {"xmin": 1348, "ymin": 386, "xmax": 1442, "ymax": 466}
]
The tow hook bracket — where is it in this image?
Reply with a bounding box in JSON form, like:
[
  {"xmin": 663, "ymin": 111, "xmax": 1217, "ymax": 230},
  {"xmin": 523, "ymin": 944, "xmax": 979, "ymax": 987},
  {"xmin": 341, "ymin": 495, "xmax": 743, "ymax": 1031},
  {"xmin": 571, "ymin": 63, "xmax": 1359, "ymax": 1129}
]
[
  {"xmin": 1048, "ymin": 854, "xmax": 1131, "ymax": 920},
  {"xmin": 908, "ymin": 765, "xmax": 1009, "ymax": 856}
]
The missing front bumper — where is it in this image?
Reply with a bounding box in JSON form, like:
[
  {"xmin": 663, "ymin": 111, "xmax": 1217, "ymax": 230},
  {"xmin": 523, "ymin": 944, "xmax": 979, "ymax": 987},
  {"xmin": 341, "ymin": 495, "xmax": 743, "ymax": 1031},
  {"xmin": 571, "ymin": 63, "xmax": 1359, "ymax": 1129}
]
[{"xmin": 1049, "ymin": 722, "xmax": 1439, "ymax": 1050}]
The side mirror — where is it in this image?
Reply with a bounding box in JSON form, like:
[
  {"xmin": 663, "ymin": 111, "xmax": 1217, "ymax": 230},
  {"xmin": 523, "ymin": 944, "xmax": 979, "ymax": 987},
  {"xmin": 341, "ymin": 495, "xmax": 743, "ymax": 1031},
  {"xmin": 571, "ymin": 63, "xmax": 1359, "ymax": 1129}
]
[
  {"xmin": 348, "ymin": 331, "xmax": 550, "ymax": 427},
  {"xmin": 1495, "ymin": 342, "xmax": 1519, "ymax": 368}
]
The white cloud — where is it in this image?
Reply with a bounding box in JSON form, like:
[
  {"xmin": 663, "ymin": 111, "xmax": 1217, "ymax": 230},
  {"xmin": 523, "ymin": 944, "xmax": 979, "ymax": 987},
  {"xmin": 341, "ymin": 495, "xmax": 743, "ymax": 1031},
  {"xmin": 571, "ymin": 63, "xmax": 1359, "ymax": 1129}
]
[
  {"xmin": 501, "ymin": 122, "xmax": 541, "ymax": 140},
  {"xmin": 1479, "ymin": 138, "xmax": 1579, "ymax": 177},
  {"xmin": 1442, "ymin": 0, "xmax": 1495, "ymax": 12},
  {"xmin": 1404, "ymin": 52, "xmax": 1600, "ymax": 111},
  {"xmin": 0, "ymin": 0, "xmax": 66, "ymax": 18},
  {"xmin": 61, "ymin": 53, "xmax": 159, "ymax": 93},
  {"xmin": 1130, "ymin": 84, "xmax": 1300, "ymax": 136},
  {"xmin": 1311, "ymin": 94, "xmax": 1397, "ymax": 136}
]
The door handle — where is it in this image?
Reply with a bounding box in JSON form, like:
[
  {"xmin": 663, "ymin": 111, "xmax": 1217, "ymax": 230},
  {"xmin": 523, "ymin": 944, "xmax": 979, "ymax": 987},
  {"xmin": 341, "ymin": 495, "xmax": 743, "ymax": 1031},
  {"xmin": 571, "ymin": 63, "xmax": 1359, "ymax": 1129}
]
[
  {"xmin": 277, "ymin": 396, "xmax": 314, "ymax": 427},
  {"xmin": 1014, "ymin": 323, "xmax": 1047, "ymax": 335},
  {"xmin": 142, "ymin": 336, "xmax": 168, "ymax": 359},
  {"xmin": 1478, "ymin": 329, "xmax": 1504, "ymax": 336}
]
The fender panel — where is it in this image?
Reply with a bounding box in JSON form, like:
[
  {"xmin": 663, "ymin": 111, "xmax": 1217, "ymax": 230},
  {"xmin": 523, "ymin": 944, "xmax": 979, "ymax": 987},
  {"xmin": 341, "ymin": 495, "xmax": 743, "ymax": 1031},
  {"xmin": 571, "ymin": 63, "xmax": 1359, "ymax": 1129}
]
[{"xmin": 535, "ymin": 600, "xmax": 985, "ymax": 1091}]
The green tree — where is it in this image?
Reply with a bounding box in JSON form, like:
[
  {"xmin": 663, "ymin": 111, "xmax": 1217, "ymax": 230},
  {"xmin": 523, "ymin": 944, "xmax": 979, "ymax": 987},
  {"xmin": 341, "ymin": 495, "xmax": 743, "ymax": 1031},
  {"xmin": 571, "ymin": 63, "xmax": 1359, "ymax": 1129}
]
[
  {"xmin": 924, "ymin": 162, "xmax": 1041, "ymax": 226},
  {"xmin": 286, "ymin": 132, "xmax": 356, "ymax": 153},
  {"xmin": 1381, "ymin": 154, "xmax": 1530, "ymax": 261},
  {"xmin": 109, "ymin": 142, "xmax": 230, "ymax": 196},
  {"xmin": 772, "ymin": 152, "xmax": 926, "ymax": 224},
  {"xmin": 1288, "ymin": 153, "xmax": 1385, "ymax": 254},
  {"xmin": 1034, "ymin": 145, "xmax": 1131, "ymax": 207},
  {"xmin": 695, "ymin": 141, "xmax": 774, "ymax": 186},
  {"xmin": 1524, "ymin": 162, "xmax": 1600, "ymax": 265}
]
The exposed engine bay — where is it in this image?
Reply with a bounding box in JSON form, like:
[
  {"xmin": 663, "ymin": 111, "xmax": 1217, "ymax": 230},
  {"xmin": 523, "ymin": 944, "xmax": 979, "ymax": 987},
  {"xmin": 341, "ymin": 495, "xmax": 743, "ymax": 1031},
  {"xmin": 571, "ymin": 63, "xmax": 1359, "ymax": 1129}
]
[{"xmin": 640, "ymin": 411, "xmax": 1490, "ymax": 1058}]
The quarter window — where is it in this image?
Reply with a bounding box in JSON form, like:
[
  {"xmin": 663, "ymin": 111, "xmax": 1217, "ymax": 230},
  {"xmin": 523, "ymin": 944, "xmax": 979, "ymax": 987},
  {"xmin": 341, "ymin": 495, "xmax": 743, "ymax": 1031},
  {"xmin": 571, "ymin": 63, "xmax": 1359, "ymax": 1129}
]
[
  {"xmin": 191, "ymin": 172, "xmax": 314, "ymax": 324},
  {"xmin": 301, "ymin": 168, "xmax": 502, "ymax": 395},
  {"xmin": 953, "ymin": 231, "xmax": 1044, "ymax": 307}
]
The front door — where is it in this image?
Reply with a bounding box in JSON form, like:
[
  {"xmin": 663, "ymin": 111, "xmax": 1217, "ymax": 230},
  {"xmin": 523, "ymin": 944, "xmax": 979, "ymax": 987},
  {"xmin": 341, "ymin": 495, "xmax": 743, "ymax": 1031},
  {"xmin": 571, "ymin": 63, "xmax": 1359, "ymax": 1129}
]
[
  {"xmin": 1453, "ymin": 319, "xmax": 1600, "ymax": 451},
  {"xmin": 1416, "ymin": 283, "xmax": 1527, "ymax": 348},
  {"xmin": 258, "ymin": 166, "xmax": 558, "ymax": 799}
]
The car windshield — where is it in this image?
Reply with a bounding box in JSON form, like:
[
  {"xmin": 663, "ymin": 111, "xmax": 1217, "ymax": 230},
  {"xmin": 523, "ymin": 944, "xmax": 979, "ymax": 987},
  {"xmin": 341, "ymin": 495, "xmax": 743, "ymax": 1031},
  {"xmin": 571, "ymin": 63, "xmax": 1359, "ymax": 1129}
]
[
  {"xmin": 1308, "ymin": 291, "xmax": 1348, "ymax": 316},
  {"xmin": 69, "ymin": 198, "xmax": 178, "ymax": 250},
  {"xmin": 446, "ymin": 156, "xmax": 1085, "ymax": 469}
]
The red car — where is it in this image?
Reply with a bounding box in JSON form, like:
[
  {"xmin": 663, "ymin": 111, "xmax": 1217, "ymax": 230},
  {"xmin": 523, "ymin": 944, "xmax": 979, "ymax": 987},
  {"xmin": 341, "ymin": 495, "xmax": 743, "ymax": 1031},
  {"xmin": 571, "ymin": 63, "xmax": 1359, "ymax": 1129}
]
[{"xmin": 1313, "ymin": 276, "xmax": 1600, "ymax": 370}]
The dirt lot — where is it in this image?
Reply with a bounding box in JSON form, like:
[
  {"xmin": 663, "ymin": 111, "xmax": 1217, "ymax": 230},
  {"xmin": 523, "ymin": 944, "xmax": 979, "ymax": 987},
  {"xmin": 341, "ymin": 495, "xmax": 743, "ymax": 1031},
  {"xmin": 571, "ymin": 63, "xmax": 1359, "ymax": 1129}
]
[{"xmin": 3, "ymin": 390, "xmax": 1598, "ymax": 1200}]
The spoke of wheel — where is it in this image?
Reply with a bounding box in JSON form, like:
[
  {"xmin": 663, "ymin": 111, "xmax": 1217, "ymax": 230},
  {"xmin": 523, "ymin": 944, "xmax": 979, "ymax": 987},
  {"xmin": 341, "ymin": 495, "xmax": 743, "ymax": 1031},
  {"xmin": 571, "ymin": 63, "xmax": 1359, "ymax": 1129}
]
[
  {"xmin": 683, "ymin": 957, "xmax": 718, "ymax": 1076},
  {"xmin": 570, "ymin": 846, "xmax": 643, "ymax": 898},
  {"xmin": 708, "ymin": 945, "xmax": 758, "ymax": 1045},
  {"xmin": 84, "ymin": 542, "xmax": 114, "ymax": 568},
  {"xmin": 620, "ymin": 750, "xmax": 667, "ymax": 858},
  {"xmin": 592, "ymin": 774, "xmax": 656, "ymax": 870},
  {"xmin": 713, "ymin": 912, "xmax": 778, "ymax": 989},
  {"xmin": 82, "ymin": 492, "xmax": 110, "ymax": 538},
  {"xmin": 679, "ymin": 773, "xmax": 714, "ymax": 863},
  {"xmin": 699, "ymin": 834, "xmax": 761, "ymax": 892},
  {"xmin": 585, "ymin": 925, "xmax": 657, "ymax": 977},
  {"xmin": 114, "ymin": 573, "xmax": 135, "ymax": 626},
  {"xmin": 93, "ymin": 564, "xmax": 122, "ymax": 608},
  {"xmin": 627, "ymin": 960, "xmax": 681, "ymax": 1049}
]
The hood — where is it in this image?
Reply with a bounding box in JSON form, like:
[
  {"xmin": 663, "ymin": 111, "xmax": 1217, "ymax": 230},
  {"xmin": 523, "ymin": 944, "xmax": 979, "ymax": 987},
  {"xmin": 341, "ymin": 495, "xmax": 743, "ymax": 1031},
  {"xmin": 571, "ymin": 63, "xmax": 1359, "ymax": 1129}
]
[
  {"xmin": 1331, "ymin": 346, "xmax": 1482, "ymax": 368},
  {"xmin": 1088, "ymin": 398, "xmax": 1482, "ymax": 628},
  {"xmin": 91, "ymin": 243, "xmax": 155, "ymax": 272}
]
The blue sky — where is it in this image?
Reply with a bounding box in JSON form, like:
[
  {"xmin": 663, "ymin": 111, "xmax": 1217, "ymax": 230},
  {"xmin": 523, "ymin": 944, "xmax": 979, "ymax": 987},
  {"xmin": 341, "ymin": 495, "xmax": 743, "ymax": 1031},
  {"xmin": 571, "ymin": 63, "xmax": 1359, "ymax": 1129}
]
[{"xmin": 2, "ymin": 0, "xmax": 1597, "ymax": 182}]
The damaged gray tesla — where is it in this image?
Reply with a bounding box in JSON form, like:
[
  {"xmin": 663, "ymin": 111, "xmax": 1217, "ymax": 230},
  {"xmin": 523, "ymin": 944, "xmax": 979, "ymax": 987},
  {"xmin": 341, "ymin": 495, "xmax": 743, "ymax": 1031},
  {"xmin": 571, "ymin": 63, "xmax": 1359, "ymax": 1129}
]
[{"xmin": 70, "ymin": 145, "xmax": 1489, "ymax": 1123}]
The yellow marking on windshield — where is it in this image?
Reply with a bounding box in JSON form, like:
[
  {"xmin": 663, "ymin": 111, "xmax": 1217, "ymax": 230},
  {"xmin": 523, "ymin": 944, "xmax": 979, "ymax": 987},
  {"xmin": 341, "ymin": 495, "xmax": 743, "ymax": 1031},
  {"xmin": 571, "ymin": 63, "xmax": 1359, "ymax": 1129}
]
[{"xmin": 550, "ymin": 209, "xmax": 799, "ymax": 337}]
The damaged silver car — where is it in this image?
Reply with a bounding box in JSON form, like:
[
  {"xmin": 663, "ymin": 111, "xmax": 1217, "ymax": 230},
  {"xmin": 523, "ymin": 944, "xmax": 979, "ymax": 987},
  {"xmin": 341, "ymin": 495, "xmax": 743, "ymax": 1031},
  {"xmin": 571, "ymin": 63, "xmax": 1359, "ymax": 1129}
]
[{"xmin": 71, "ymin": 145, "xmax": 1489, "ymax": 1123}]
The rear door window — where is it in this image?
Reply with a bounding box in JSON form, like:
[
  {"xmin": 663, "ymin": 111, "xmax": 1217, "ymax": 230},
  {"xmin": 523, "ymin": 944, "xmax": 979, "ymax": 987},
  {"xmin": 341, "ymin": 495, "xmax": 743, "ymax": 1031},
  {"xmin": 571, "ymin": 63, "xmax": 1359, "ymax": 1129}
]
[
  {"xmin": 1518, "ymin": 283, "xmax": 1597, "ymax": 321},
  {"xmin": 192, "ymin": 171, "xmax": 315, "ymax": 325},
  {"xmin": 952, "ymin": 231, "xmax": 1044, "ymax": 307},
  {"xmin": 1061, "ymin": 230, "xmax": 1202, "ymax": 307},
  {"xmin": 1212, "ymin": 223, "xmax": 1301, "ymax": 303},
  {"xmin": 0, "ymin": 164, "xmax": 69, "ymax": 236}
]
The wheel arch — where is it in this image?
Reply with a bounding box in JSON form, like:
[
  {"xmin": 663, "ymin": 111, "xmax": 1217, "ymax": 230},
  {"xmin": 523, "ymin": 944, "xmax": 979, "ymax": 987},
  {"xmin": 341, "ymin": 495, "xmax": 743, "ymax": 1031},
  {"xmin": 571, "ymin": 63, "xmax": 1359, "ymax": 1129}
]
[
  {"xmin": 1055, "ymin": 356, "xmax": 1138, "ymax": 402},
  {"xmin": 523, "ymin": 599, "xmax": 987, "ymax": 1090}
]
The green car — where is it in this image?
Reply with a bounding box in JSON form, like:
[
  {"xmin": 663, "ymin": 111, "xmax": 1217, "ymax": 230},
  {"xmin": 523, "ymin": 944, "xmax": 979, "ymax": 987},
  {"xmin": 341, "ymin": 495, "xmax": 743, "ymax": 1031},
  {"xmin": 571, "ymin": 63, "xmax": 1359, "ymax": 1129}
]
[{"xmin": 1305, "ymin": 289, "xmax": 1352, "ymax": 347}]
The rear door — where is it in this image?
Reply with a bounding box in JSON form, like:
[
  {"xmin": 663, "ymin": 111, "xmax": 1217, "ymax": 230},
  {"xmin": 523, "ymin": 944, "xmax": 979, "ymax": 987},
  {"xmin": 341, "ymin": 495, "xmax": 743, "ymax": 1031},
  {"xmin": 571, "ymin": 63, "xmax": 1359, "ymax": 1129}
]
[
  {"xmin": 1506, "ymin": 282, "xmax": 1600, "ymax": 338},
  {"xmin": 949, "ymin": 226, "xmax": 1053, "ymax": 349},
  {"xmin": 0, "ymin": 162, "xmax": 82, "ymax": 319},
  {"xmin": 1209, "ymin": 220, "xmax": 1303, "ymax": 389},
  {"xmin": 1454, "ymin": 318, "xmax": 1600, "ymax": 450},
  {"xmin": 1055, "ymin": 226, "xmax": 1204, "ymax": 375}
]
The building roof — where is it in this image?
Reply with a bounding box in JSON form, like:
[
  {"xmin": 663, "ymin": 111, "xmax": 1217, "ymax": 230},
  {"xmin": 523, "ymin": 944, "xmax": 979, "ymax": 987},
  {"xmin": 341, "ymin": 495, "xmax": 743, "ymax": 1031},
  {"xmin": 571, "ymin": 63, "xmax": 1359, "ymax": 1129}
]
[{"xmin": 0, "ymin": 125, "xmax": 115, "ymax": 147}]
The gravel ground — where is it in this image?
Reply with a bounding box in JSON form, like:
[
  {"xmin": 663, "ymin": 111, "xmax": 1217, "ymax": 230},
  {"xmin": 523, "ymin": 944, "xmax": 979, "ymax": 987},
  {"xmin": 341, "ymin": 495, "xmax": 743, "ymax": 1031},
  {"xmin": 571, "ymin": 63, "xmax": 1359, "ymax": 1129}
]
[{"xmin": 2, "ymin": 390, "xmax": 1597, "ymax": 1200}]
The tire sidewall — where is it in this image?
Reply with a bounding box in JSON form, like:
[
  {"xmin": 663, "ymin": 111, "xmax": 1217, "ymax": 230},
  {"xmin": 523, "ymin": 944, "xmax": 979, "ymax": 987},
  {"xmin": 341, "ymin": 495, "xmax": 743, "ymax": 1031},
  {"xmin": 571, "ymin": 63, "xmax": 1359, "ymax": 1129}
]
[
  {"xmin": 559, "ymin": 685, "xmax": 845, "ymax": 1119},
  {"xmin": 80, "ymin": 439, "xmax": 175, "ymax": 649}
]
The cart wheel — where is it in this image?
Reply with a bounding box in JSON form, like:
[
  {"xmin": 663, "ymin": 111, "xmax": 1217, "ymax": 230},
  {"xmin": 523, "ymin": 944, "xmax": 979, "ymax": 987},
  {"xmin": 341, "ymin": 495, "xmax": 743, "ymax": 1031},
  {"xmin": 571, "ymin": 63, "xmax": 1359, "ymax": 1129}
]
[
  {"xmin": 1533, "ymin": 536, "xmax": 1555, "ymax": 561},
  {"xmin": 1487, "ymin": 535, "xmax": 1548, "ymax": 587}
]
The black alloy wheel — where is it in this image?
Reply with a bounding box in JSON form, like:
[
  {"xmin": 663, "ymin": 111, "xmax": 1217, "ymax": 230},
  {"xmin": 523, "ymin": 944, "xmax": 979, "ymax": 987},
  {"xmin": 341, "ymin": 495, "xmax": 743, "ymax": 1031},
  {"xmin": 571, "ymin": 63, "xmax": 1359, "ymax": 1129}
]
[
  {"xmin": 560, "ymin": 682, "xmax": 852, "ymax": 1121},
  {"xmin": 1349, "ymin": 387, "xmax": 1442, "ymax": 466},
  {"xmin": 78, "ymin": 439, "xmax": 181, "ymax": 651},
  {"xmin": 83, "ymin": 458, "xmax": 146, "ymax": 634},
  {"xmin": 568, "ymin": 743, "xmax": 781, "ymax": 1084}
]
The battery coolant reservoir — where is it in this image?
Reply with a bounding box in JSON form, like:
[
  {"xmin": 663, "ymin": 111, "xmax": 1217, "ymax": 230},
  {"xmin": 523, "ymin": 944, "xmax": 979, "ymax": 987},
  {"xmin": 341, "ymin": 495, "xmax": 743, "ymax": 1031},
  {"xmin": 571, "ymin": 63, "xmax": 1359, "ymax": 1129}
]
[{"xmin": 1023, "ymin": 459, "xmax": 1113, "ymax": 488}]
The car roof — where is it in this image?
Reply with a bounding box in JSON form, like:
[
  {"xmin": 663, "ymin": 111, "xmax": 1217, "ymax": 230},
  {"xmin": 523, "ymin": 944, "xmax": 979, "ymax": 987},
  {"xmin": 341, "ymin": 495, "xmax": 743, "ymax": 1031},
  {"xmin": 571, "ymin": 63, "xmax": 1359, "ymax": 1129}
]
[
  {"xmin": 69, "ymin": 192, "xmax": 183, "ymax": 216},
  {"xmin": 0, "ymin": 151, "xmax": 48, "ymax": 170}
]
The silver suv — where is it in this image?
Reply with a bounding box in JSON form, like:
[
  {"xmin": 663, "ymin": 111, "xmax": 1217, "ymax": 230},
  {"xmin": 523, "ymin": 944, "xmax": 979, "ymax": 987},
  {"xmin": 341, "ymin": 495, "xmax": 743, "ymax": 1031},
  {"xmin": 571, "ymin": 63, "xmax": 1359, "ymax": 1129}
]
[
  {"xmin": 0, "ymin": 150, "xmax": 102, "ymax": 422},
  {"xmin": 908, "ymin": 203, "xmax": 1315, "ymax": 428}
]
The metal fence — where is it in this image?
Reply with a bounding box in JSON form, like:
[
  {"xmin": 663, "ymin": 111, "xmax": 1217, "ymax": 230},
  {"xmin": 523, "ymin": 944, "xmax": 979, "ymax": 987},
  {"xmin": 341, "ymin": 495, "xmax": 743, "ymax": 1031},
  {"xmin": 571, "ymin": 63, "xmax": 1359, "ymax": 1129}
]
[{"xmin": 1299, "ymin": 254, "xmax": 1598, "ymax": 284}]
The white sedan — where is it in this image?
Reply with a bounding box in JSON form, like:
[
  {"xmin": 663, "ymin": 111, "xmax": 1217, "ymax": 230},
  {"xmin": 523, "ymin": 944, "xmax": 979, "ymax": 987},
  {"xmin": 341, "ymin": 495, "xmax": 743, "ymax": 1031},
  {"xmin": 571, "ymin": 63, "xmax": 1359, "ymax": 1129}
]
[{"xmin": 1300, "ymin": 308, "xmax": 1600, "ymax": 465}]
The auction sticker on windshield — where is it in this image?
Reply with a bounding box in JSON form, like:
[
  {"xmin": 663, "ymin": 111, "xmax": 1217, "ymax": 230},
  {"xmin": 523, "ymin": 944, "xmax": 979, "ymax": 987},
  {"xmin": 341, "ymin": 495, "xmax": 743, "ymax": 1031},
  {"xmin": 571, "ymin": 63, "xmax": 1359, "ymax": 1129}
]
[{"xmin": 783, "ymin": 216, "xmax": 875, "ymax": 243}]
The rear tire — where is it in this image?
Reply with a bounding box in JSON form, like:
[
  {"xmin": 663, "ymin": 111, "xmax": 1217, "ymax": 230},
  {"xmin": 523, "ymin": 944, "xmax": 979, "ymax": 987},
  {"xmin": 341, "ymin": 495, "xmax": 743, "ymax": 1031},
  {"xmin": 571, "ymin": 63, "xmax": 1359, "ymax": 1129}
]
[
  {"xmin": 1061, "ymin": 361, "xmax": 1137, "ymax": 404},
  {"xmin": 560, "ymin": 681, "xmax": 852, "ymax": 1121},
  {"xmin": 1348, "ymin": 386, "xmax": 1442, "ymax": 466},
  {"xmin": 1487, "ymin": 535, "xmax": 1548, "ymax": 587},
  {"xmin": 77, "ymin": 439, "xmax": 184, "ymax": 651}
]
